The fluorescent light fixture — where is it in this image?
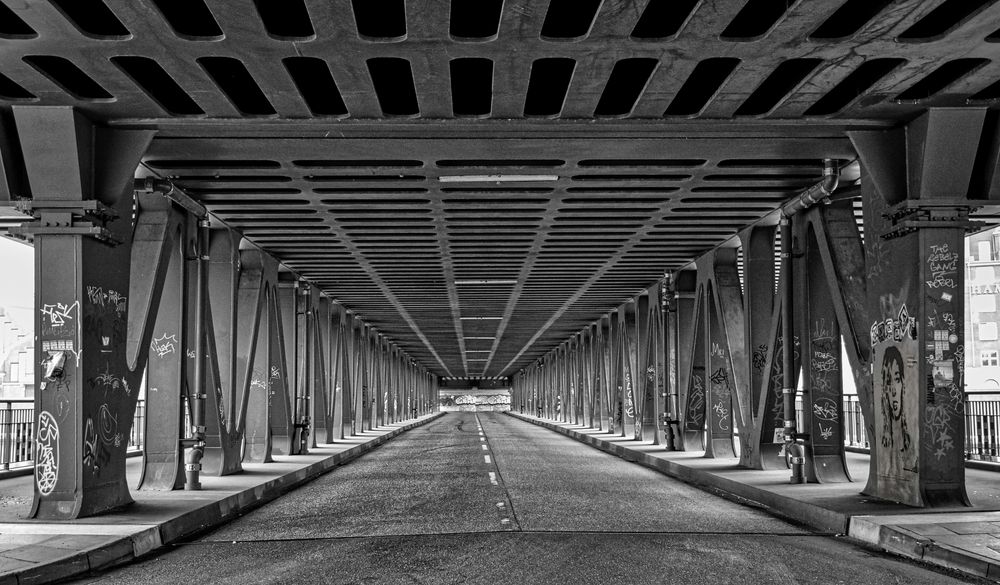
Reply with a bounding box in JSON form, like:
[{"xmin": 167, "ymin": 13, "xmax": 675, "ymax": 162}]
[
  {"xmin": 466, "ymin": 350, "xmax": 491, "ymax": 353},
  {"xmin": 439, "ymin": 175, "xmax": 559, "ymax": 183},
  {"xmin": 460, "ymin": 316, "xmax": 503, "ymax": 320},
  {"xmin": 455, "ymin": 279, "xmax": 517, "ymax": 285},
  {"xmin": 465, "ymin": 336, "xmax": 496, "ymax": 340},
  {"xmin": 467, "ymin": 358, "xmax": 488, "ymax": 361}
]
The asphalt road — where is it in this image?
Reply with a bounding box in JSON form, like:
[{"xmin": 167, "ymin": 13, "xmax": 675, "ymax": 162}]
[{"xmin": 72, "ymin": 412, "xmax": 983, "ymax": 584}]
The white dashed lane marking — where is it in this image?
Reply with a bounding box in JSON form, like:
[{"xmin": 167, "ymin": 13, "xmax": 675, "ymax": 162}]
[{"xmin": 475, "ymin": 414, "xmax": 520, "ymax": 530}]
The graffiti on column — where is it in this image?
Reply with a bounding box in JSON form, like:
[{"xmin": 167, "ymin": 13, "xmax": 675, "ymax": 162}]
[
  {"xmin": 269, "ymin": 366, "xmax": 281, "ymax": 405},
  {"xmin": 251, "ymin": 369, "xmax": 267, "ymax": 392},
  {"xmin": 872, "ymin": 302, "xmax": 919, "ymax": 492},
  {"xmin": 150, "ymin": 334, "xmax": 177, "ymax": 358},
  {"xmin": 40, "ymin": 301, "xmax": 79, "ymax": 334},
  {"xmin": 922, "ymin": 242, "xmax": 964, "ymax": 466},
  {"xmin": 687, "ymin": 373, "xmax": 705, "ymax": 428},
  {"xmin": 752, "ymin": 344, "xmax": 767, "ymax": 373},
  {"xmin": 80, "ymin": 283, "xmax": 132, "ymax": 479},
  {"xmin": 36, "ymin": 411, "xmax": 59, "ymax": 496},
  {"xmin": 925, "ymin": 243, "xmax": 958, "ymax": 290},
  {"xmin": 82, "ymin": 417, "xmax": 100, "ymax": 472},
  {"xmin": 709, "ymin": 367, "xmax": 731, "ymax": 432},
  {"xmin": 810, "ymin": 319, "xmax": 839, "ymax": 443}
]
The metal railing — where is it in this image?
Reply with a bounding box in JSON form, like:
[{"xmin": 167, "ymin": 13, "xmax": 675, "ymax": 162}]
[
  {"xmin": 843, "ymin": 394, "xmax": 1000, "ymax": 462},
  {"xmin": 0, "ymin": 399, "xmax": 145, "ymax": 471}
]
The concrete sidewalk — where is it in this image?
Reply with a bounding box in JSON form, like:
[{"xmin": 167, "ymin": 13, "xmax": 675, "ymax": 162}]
[
  {"xmin": 509, "ymin": 411, "xmax": 1000, "ymax": 582},
  {"xmin": 0, "ymin": 412, "xmax": 444, "ymax": 585}
]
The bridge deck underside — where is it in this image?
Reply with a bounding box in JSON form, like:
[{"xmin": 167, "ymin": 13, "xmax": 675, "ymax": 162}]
[{"xmin": 2, "ymin": 0, "xmax": 1000, "ymax": 377}]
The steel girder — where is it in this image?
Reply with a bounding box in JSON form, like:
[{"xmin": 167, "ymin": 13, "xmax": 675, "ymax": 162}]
[
  {"xmin": 9, "ymin": 107, "xmax": 435, "ymax": 518},
  {"xmin": 846, "ymin": 107, "xmax": 1000, "ymax": 507}
]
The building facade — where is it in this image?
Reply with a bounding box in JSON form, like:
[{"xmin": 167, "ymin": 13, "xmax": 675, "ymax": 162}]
[
  {"xmin": 965, "ymin": 228, "xmax": 1000, "ymax": 396},
  {"xmin": 0, "ymin": 307, "xmax": 33, "ymax": 399}
]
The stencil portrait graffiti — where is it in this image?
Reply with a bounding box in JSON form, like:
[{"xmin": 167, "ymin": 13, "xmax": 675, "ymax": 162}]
[
  {"xmin": 880, "ymin": 346, "xmax": 912, "ymax": 463},
  {"xmin": 872, "ymin": 301, "xmax": 920, "ymax": 502}
]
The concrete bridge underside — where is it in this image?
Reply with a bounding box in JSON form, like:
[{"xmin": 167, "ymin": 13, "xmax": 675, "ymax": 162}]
[{"xmin": 0, "ymin": 0, "xmax": 997, "ymax": 543}]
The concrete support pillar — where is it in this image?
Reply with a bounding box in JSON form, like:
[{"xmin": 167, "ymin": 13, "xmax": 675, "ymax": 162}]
[
  {"xmin": 13, "ymin": 107, "xmax": 155, "ymax": 519},
  {"xmin": 848, "ymin": 107, "xmax": 1000, "ymax": 506},
  {"xmin": 674, "ymin": 271, "xmax": 698, "ymax": 450},
  {"xmin": 137, "ymin": 202, "xmax": 188, "ymax": 491},
  {"xmin": 740, "ymin": 225, "xmax": 780, "ymax": 468},
  {"xmin": 313, "ymin": 297, "xmax": 334, "ymax": 445}
]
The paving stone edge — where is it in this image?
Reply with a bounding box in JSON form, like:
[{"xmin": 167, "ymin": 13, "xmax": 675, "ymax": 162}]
[{"xmin": 6, "ymin": 413, "xmax": 445, "ymax": 585}]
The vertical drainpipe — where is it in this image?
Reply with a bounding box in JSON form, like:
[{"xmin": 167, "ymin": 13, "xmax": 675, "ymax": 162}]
[
  {"xmin": 780, "ymin": 215, "xmax": 804, "ymax": 484},
  {"xmin": 779, "ymin": 159, "xmax": 839, "ymax": 484},
  {"xmin": 662, "ymin": 274, "xmax": 680, "ymax": 450},
  {"xmin": 186, "ymin": 219, "xmax": 210, "ymax": 490},
  {"xmin": 296, "ymin": 281, "xmax": 311, "ymax": 453}
]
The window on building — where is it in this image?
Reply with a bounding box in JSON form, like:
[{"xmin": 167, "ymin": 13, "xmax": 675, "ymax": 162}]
[
  {"xmin": 975, "ymin": 267, "xmax": 995, "ymax": 284},
  {"xmin": 980, "ymin": 241, "xmax": 993, "ymax": 262},
  {"xmin": 983, "ymin": 351, "xmax": 1000, "ymax": 367},
  {"xmin": 974, "ymin": 294, "xmax": 997, "ymax": 313},
  {"xmin": 981, "ymin": 322, "xmax": 999, "ymax": 341},
  {"xmin": 8, "ymin": 362, "xmax": 18, "ymax": 383}
]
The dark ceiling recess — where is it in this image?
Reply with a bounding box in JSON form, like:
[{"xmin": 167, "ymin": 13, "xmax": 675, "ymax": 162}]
[
  {"xmin": 665, "ymin": 58, "xmax": 740, "ymax": 116},
  {"xmin": 524, "ymin": 58, "xmax": 575, "ymax": 117},
  {"xmin": 49, "ymin": 0, "xmax": 129, "ymax": 38},
  {"xmin": 594, "ymin": 58, "xmax": 658, "ymax": 117},
  {"xmin": 970, "ymin": 79, "xmax": 1000, "ymax": 101},
  {"xmin": 721, "ymin": 0, "xmax": 795, "ymax": 40},
  {"xmin": 198, "ymin": 57, "xmax": 276, "ymax": 116},
  {"xmin": 804, "ymin": 58, "xmax": 905, "ymax": 116},
  {"xmin": 253, "ymin": 0, "xmax": 315, "ymax": 39},
  {"xmin": 14, "ymin": 0, "xmax": 998, "ymax": 377},
  {"xmin": 147, "ymin": 160, "xmax": 281, "ymax": 170},
  {"xmin": 898, "ymin": 0, "xmax": 997, "ymax": 41},
  {"xmin": 578, "ymin": 159, "xmax": 706, "ymax": 168},
  {"xmin": 112, "ymin": 56, "xmax": 204, "ymax": 116},
  {"xmin": 631, "ymin": 0, "xmax": 699, "ymax": 39},
  {"xmin": 0, "ymin": 3, "xmax": 36, "ymax": 38},
  {"xmin": 810, "ymin": 0, "xmax": 893, "ymax": 39},
  {"xmin": 540, "ymin": 0, "xmax": 602, "ymax": 40},
  {"xmin": 718, "ymin": 158, "xmax": 824, "ymax": 167},
  {"xmin": 735, "ymin": 58, "xmax": 822, "ymax": 116},
  {"xmin": 283, "ymin": 57, "xmax": 348, "ymax": 117},
  {"xmin": 367, "ymin": 57, "xmax": 419, "ymax": 117},
  {"xmin": 150, "ymin": 0, "xmax": 223, "ymax": 39},
  {"xmin": 437, "ymin": 159, "xmax": 564, "ymax": 168},
  {"xmin": 23, "ymin": 55, "xmax": 113, "ymax": 100},
  {"xmin": 450, "ymin": 58, "xmax": 494, "ymax": 117},
  {"xmin": 895, "ymin": 59, "xmax": 990, "ymax": 102},
  {"xmin": 352, "ymin": 0, "xmax": 406, "ymax": 40},
  {"xmin": 450, "ymin": 0, "xmax": 503, "ymax": 40},
  {"xmin": 0, "ymin": 73, "xmax": 35, "ymax": 100},
  {"xmin": 292, "ymin": 159, "xmax": 423, "ymax": 168}
]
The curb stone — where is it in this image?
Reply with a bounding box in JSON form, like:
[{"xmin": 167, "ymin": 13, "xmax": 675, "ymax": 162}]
[{"xmin": 0, "ymin": 412, "xmax": 444, "ymax": 584}]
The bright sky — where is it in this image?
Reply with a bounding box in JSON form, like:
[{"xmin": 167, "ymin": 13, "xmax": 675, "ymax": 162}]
[{"xmin": 0, "ymin": 236, "xmax": 33, "ymax": 331}]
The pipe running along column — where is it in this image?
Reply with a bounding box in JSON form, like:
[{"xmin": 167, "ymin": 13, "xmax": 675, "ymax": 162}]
[
  {"xmin": 185, "ymin": 219, "xmax": 210, "ymax": 490},
  {"xmin": 779, "ymin": 159, "xmax": 839, "ymax": 484},
  {"xmin": 137, "ymin": 178, "xmax": 208, "ymax": 490}
]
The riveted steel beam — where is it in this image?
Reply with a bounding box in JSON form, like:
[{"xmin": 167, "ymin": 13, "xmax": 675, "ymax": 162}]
[
  {"xmin": 15, "ymin": 106, "xmax": 155, "ymax": 519},
  {"xmin": 847, "ymin": 108, "xmax": 1000, "ymax": 506}
]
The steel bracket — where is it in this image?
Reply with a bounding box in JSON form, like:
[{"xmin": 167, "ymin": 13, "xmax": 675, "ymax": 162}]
[
  {"xmin": 9, "ymin": 198, "xmax": 122, "ymax": 244},
  {"xmin": 880, "ymin": 200, "xmax": 985, "ymax": 240}
]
